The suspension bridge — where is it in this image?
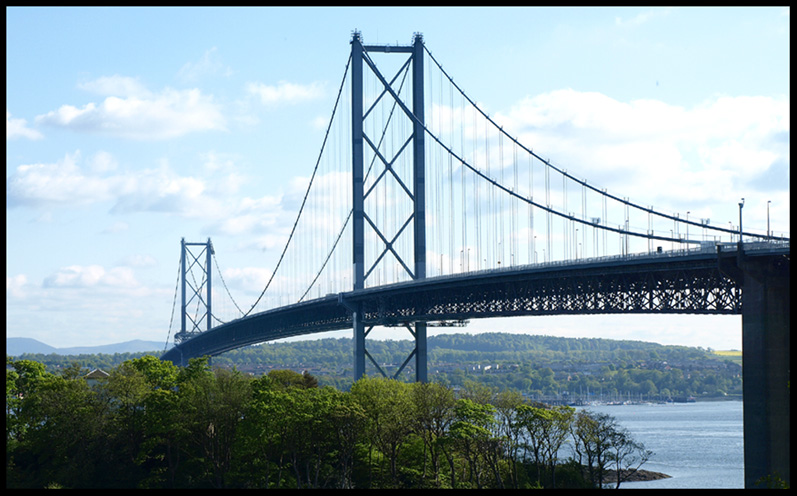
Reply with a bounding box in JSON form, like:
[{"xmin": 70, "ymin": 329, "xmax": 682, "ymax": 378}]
[{"xmin": 160, "ymin": 32, "xmax": 789, "ymax": 487}]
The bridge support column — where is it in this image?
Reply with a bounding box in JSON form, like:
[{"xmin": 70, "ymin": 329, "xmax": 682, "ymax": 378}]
[
  {"xmin": 411, "ymin": 32, "xmax": 427, "ymax": 383},
  {"xmin": 415, "ymin": 322, "xmax": 427, "ymax": 383},
  {"xmin": 741, "ymin": 255, "xmax": 789, "ymax": 488},
  {"xmin": 351, "ymin": 31, "xmax": 366, "ymax": 383},
  {"xmin": 353, "ymin": 307, "xmax": 366, "ymax": 382}
]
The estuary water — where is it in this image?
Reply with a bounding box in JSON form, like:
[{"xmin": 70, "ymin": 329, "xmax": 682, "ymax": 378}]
[{"xmin": 579, "ymin": 400, "xmax": 743, "ymax": 489}]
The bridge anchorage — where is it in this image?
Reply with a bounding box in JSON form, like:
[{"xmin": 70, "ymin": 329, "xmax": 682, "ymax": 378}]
[{"xmin": 160, "ymin": 31, "xmax": 789, "ymax": 488}]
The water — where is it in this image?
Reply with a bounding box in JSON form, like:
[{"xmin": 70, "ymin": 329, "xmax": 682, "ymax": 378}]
[{"xmin": 578, "ymin": 400, "xmax": 743, "ymax": 489}]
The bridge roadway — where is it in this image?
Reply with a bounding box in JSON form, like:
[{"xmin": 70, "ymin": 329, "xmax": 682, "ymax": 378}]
[{"xmin": 161, "ymin": 241, "xmax": 786, "ymax": 366}]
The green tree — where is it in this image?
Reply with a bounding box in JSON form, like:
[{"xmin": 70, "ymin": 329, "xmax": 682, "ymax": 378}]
[
  {"xmin": 11, "ymin": 369, "xmax": 106, "ymax": 488},
  {"xmin": 267, "ymin": 369, "xmax": 318, "ymax": 389},
  {"xmin": 279, "ymin": 386, "xmax": 348, "ymax": 488},
  {"xmin": 324, "ymin": 387, "xmax": 366, "ymax": 488},
  {"xmin": 350, "ymin": 377, "xmax": 414, "ymax": 487},
  {"xmin": 607, "ymin": 425, "xmax": 652, "ymax": 489},
  {"xmin": 101, "ymin": 361, "xmax": 152, "ymax": 486},
  {"xmin": 410, "ymin": 381, "xmax": 457, "ymax": 488},
  {"xmin": 129, "ymin": 354, "xmax": 179, "ymax": 390},
  {"xmin": 570, "ymin": 410, "xmax": 619, "ymax": 488},
  {"xmin": 492, "ymin": 388, "xmax": 526, "ymax": 488},
  {"xmin": 177, "ymin": 359, "xmax": 251, "ymax": 487},
  {"xmin": 450, "ymin": 398, "xmax": 497, "ymax": 488},
  {"xmin": 233, "ymin": 374, "xmax": 293, "ymax": 488},
  {"xmin": 137, "ymin": 384, "xmax": 184, "ymax": 488},
  {"xmin": 516, "ymin": 404, "xmax": 547, "ymax": 481},
  {"xmin": 6, "ymin": 358, "xmax": 47, "ymax": 447},
  {"xmin": 541, "ymin": 405, "xmax": 574, "ymax": 487}
]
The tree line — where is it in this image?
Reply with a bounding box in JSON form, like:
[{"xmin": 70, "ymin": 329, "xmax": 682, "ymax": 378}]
[
  {"xmin": 7, "ymin": 355, "xmax": 651, "ymax": 489},
  {"xmin": 10, "ymin": 333, "xmax": 743, "ymax": 400}
]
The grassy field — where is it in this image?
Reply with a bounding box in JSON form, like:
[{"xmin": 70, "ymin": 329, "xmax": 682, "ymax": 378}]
[
  {"xmin": 713, "ymin": 350, "xmax": 742, "ymax": 356},
  {"xmin": 713, "ymin": 349, "xmax": 742, "ymax": 365}
]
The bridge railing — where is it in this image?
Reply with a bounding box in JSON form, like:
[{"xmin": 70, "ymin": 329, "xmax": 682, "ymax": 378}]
[
  {"xmin": 410, "ymin": 239, "xmax": 790, "ymax": 287},
  {"xmin": 739, "ymin": 239, "xmax": 790, "ymax": 252}
]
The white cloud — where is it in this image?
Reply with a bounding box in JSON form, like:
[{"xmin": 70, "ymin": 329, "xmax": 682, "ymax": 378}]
[
  {"xmin": 89, "ymin": 150, "xmax": 118, "ymax": 173},
  {"xmin": 6, "ymin": 274, "xmax": 29, "ymax": 299},
  {"xmin": 246, "ymin": 80, "xmax": 325, "ymax": 105},
  {"xmin": 209, "ymin": 194, "xmax": 284, "ymax": 235},
  {"xmin": 120, "ymin": 254, "xmax": 158, "ymax": 268},
  {"xmin": 177, "ymin": 47, "xmax": 232, "ymax": 83},
  {"xmin": 7, "ymin": 110, "xmax": 43, "ymax": 140},
  {"xmin": 494, "ymin": 89, "xmax": 789, "ymax": 210},
  {"xmin": 77, "ymin": 75, "xmax": 151, "ymax": 98},
  {"xmin": 6, "ymin": 151, "xmax": 114, "ymax": 208},
  {"xmin": 6, "ymin": 149, "xmax": 299, "ymax": 239},
  {"xmin": 200, "ymin": 150, "xmax": 236, "ymax": 172},
  {"xmin": 43, "ymin": 265, "xmax": 139, "ymax": 289},
  {"xmin": 6, "ymin": 265, "xmax": 170, "ymax": 348},
  {"xmin": 6, "ymin": 151, "xmax": 218, "ymax": 216},
  {"xmin": 221, "ymin": 266, "xmax": 275, "ymax": 293},
  {"xmin": 35, "ymin": 82, "xmax": 226, "ymax": 140},
  {"xmin": 108, "ymin": 166, "xmax": 209, "ymax": 214},
  {"xmin": 312, "ymin": 115, "xmax": 330, "ymax": 130}
]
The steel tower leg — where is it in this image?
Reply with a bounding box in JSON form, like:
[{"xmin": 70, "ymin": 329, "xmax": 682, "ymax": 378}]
[
  {"xmin": 351, "ymin": 31, "xmax": 366, "ymax": 382},
  {"xmin": 412, "ymin": 33, "xmax": 427, "ymax": 383},
  {"xmin": 180, "ymin": 237, "xmax": 187, "ymax": 338},
  {"xmin": 206, "ymin": 238, "xmax": 212, "ymax": 332}
]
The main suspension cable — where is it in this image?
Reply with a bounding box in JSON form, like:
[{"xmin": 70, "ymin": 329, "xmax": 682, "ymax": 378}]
[
  {"xmin": 361, "ymin": 46, "xmax": 693, "ymax": 245},
  {"xmin": 244, "ymin": 53, "xmax": 353, "ymax": 316},
  {"xmin": 423, "ymin": 45, "xmax": 780, "ymax": 240},
  {"xmin": 299, "ymin": 48, "xmax": 414, "ymax": 301},
  {"xmin": 211, "ymin": 250, "xmax": 244, "ymax": 321},
  {"xmin": 164, "ymin": 253, "xmax": 181, "ymax": 351}
]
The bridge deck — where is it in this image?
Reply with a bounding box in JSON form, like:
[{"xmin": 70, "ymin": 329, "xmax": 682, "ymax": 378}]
[{"xmin": 161, "ymin": 242, "xmax": 787, "ymax": 365}]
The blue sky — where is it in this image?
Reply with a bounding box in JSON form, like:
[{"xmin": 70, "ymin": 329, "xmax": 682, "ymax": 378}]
[{"xmin": 7, "ymin": 7, "xmax": 790, "ymax": 350}]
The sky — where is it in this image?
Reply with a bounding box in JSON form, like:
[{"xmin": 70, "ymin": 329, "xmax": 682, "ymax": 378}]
[{"xmin": 6, "ymin": 7, "xmax": 790, "ymax": 351}]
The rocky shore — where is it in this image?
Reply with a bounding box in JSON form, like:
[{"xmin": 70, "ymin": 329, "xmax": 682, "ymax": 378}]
[{"xmin": 604, "ymin": 468, "xmax": 672, "ymax": 483}]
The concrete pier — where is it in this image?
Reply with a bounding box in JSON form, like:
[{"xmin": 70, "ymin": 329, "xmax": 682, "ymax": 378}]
[{"xmin": 741, "ymin": 254, "xmax": 790, "ymax": 488}]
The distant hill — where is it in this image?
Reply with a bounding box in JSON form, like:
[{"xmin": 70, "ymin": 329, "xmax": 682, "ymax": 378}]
[{"xmin": 6, "ymin": 337, "xmax": 169, "ymax": 356}]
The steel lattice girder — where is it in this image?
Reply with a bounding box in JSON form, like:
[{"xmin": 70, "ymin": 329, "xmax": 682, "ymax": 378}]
[
  {"xmin": 163, "ymin": 249, "xmax": 791, "ymax": 365},
  {"xmin": 356, "ymin": 263, "xmax": 741, "ymax": 325},
  {"xmin": 162, "ymin": 296, "xmax": 351, "ymax": 363}
]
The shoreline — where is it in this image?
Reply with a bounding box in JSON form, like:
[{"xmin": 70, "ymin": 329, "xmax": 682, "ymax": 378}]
[
  {"xmin": 572, "ymin": 396, "xmax": 742, "ymax": 407},
  {"xmin": 604, "ymin": 468, "xmax": 672, "ymax": 484}
]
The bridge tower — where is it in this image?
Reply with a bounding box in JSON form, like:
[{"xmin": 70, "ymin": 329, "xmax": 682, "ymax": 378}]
[
  {"xmin": 350, "ymin": 31, "xmax": 427, "ymax": 382},
  {"xmin": 174, "ymin": 238, "xmax": 214, "ymax": 345}
]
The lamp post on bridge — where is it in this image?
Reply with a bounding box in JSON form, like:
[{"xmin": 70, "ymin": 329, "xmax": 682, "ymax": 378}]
[
  {"xmin": 686, "ymin": 211, "xmax": 690, "ymax": 245},
  {"xmin": 738, "ymin": 198, "xmax": 745, "ymax": 247},
  {"xmin": 767, "ymin": 200, "xmax": 771, "ymax": 240}
]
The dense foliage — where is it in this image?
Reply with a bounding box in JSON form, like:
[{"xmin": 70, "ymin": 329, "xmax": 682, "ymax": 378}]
[
  {"xmin": 7, "ymin": 356, "xmax": 652, "ymax": 489},
  {"xmin": 12, "ymin": 333, "xmax": 743, "ymax": 400}
]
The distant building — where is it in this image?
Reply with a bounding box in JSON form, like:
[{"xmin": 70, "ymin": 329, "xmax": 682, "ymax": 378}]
[{"xmin": 84, "ymin": 368, "xmax": 109, "ymax": 387}]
